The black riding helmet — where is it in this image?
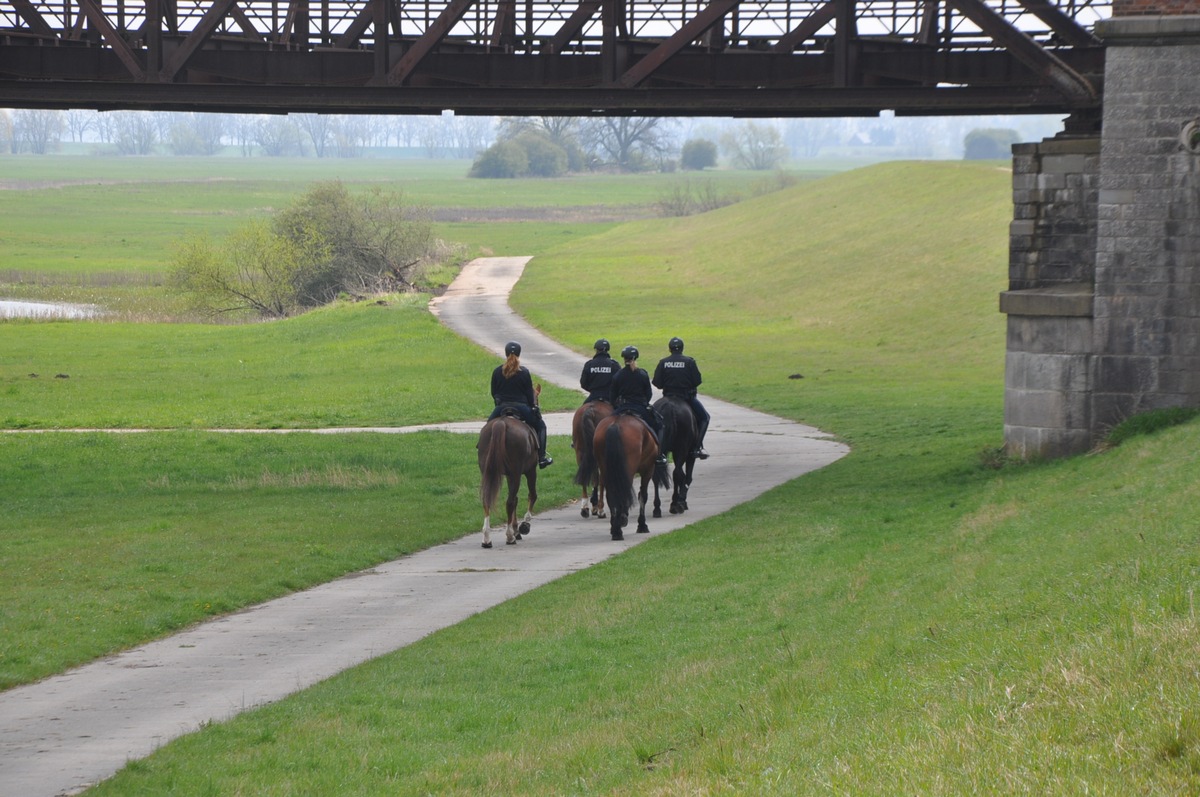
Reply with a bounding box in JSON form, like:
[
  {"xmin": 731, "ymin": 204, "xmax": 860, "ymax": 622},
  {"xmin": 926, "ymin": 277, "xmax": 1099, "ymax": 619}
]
[
  {"xmin": 504, "ymin": 341, "xmax": 521, "ymax": 357},
  {"xmin": 594, "ymin": 338, "xmax": 610, "ymax": 354},
  {"xmin": 669, "ymin": 337, "xmax": 684, "ymax": 353},
  {"xmin": 621, "ymin": 345, "xmax": 639, "ymax": 361}
]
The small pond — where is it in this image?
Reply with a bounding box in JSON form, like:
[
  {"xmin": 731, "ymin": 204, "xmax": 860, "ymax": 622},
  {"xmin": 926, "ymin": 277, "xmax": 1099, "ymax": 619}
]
[{"xmin": 0, "ymin": 300, "xmax": 106, "ymax": 320}]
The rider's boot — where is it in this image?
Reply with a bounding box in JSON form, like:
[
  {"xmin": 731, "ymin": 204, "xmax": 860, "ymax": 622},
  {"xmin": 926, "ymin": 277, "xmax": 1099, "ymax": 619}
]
[
  {"xmin": 696, "ymin": 418, "xmax": 710, "ymax": 459},
  {"xmin": 538, "ymin": 429, "xmax": 554, "ymax": 469}
]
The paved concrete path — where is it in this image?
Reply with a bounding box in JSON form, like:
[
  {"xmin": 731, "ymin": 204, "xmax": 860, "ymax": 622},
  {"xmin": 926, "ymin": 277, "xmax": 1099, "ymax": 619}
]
[{"xmin": 0, "ymin": 257, "xmax": 847, "ymax": 797}]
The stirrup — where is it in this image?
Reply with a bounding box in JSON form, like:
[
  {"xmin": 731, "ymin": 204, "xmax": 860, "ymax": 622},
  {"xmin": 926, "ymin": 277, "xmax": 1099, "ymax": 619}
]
[
  {"xmin": 539, "ymin": 456, "xmax": 554, "ymax": 469},
  {"xmin": 696, "ymin": 448, "xmax": 709, "ymax": 459}
]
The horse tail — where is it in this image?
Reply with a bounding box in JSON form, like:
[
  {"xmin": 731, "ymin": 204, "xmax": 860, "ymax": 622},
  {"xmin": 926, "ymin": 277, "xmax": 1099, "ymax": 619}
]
[
  {"xmin": 604, "ymin": 420, "xmax": 634, "ymax": 518},
  {"xmin": 480, "ymin": 419, "xmax": 506, "ymax": 511},
  {"xmin": 573, "ymin": 410, "xmax": 599, "ymax": 488},
  {"xmin": 653, "ymin": 455, "xmax": 671, "ymax": 492}
]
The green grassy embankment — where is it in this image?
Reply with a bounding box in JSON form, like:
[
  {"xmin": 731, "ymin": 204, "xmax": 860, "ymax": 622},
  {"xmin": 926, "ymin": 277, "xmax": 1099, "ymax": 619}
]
[{"xmin": 75, "ymin": 161, "xmax": 1200, "ymax": 794}]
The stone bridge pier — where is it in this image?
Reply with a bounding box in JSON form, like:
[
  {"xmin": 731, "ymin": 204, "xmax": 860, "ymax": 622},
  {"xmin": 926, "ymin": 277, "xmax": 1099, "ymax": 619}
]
[{"xmin": 1002, "ymin": 0, "xmax": 1200, "ymax": 458}]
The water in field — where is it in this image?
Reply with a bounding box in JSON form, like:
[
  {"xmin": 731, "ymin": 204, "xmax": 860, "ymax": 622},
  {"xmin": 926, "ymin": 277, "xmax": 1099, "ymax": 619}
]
[{"xmin": 0, "ymin": 299, "xmax": 105, "ymax": 319}]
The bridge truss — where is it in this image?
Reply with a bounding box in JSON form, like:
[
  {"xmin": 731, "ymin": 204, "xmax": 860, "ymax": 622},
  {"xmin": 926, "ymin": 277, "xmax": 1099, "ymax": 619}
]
[{"xmin": 0, "ymin": 0, "xmax": 1109, "ymax": 116}]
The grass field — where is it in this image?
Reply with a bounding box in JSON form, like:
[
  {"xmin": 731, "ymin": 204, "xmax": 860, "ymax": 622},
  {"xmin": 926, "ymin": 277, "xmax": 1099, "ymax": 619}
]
[{"xmin": 3, "ymin": 157, "xmax": 1199, "ymax": 793}]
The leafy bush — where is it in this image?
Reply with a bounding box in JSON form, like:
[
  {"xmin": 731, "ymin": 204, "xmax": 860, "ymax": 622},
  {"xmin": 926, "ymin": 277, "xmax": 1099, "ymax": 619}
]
[
  {"xmin": 468, "ymin": 140, "xmax": 530, "ymax": 178},
  {"xmin": 170, "ymin": 181, "xmax": 434, "ymax": 318},
  {"xmin": 514, "ymin": 131, "xmax": 569, "ymax": 177},
  {"xmin": 963, "ymin": 128, "xmax": 1020, "ymax": 160},
  {"xmin": 680, "ymin": 138, "xmax": 718, "ymax": 170}
]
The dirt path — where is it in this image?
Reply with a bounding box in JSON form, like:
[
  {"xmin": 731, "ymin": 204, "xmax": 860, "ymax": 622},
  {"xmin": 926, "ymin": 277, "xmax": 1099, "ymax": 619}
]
[{"xmin": 0, "ymin": 257, "xmax": 847, "ymax": 797}]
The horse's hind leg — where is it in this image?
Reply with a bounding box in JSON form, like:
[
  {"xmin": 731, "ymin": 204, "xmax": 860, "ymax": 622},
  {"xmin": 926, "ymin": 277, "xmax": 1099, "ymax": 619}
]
[
  {"xmin": 505, "ymin": 474, "xmax": 521, "ymax": 544},
  {"xmin": 636, "ymin": 478, "xmax": 651, "ymax": 534},
  {"xmin": 519, "ymin": 472, "xmax": 537, "ymax": 537},
  {"xmin": 653, "ymin": 475, "xmax": 664, "ymax": 519},
  {"xmin": 481, "ymin": 514, "xmax": 493, "ymax": 549}
]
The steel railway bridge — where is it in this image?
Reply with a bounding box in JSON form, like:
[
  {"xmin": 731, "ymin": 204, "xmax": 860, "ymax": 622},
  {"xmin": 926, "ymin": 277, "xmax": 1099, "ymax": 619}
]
[{"xmin": 0, "ymin": 0, "xmax": 1109, "ymax": 117}]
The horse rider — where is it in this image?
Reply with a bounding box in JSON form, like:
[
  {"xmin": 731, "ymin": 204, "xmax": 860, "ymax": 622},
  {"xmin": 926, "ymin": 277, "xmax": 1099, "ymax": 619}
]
[
  {"xmin": 652, "ymin": 336, "xmax": 710, "ymax": 459},
  {"xmin": 489, "ymin": 340, "xmax": 553, "ymax": 469},
  {"xmin": 609, "ymin": 345, "xmax": 667, "ymax": 464},
  {"xmin": 580, "ymin": 338, "xmax": 618, "ymax": 404}
]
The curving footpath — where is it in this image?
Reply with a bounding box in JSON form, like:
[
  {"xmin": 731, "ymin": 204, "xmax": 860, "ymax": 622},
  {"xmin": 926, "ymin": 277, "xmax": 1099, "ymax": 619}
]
[{"xmin": 0, "ymin": 257, "xmax": 847, "ymax": 797}]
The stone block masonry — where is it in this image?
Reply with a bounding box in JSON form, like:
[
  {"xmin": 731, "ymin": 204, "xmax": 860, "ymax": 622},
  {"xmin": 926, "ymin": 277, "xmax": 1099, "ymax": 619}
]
[{"xmin": 1002, "ymin": 12, "xmax": 1200, "ymax": 458}]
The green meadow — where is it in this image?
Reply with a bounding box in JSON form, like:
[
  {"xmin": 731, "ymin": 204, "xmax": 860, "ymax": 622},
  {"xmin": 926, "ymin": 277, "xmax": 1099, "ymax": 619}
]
[{"xmin": 2, "ymin": 157, "xmax": 1198, "ymax": 794}]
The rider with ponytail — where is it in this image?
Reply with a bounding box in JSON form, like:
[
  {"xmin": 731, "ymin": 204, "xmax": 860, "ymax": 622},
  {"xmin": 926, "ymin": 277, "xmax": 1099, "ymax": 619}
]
[
  {"xmin": 609, "ymin": 345, "xmax": 667, "ymax": 464},
  {"xmin": 490, "ymin": 341, "xmax": 553, "ymax": 468}
]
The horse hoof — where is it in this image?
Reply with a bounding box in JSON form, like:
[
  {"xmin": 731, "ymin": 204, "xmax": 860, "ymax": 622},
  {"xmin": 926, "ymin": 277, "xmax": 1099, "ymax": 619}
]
[
  {"xmin": 581, "ymin": 508, "xmax": 590, "ymax": 518},
  {"xmin": 506, "ymin": 538, "xmax": 518, "ymax": 545},
  {"xmin": 482, "ymin": 542, "xmax": 492, "ymax": 549},
  {"xmin": 670, "ymin": 505, "xmax": 682, "ymax": 515},
  {"xmin": 637, "ymin": 526, "xmax": 650, "ymax": 534},
  {"xmin": 611, "ymin": 532, "xmax": 624, "ymax": 541},
  {"xmin": 653, "ymin": 509, "xmax": 662, "ymax": 519},
  {"xmin": 518, "ymin": 522, "xmax": 531, "ymax": 535}
]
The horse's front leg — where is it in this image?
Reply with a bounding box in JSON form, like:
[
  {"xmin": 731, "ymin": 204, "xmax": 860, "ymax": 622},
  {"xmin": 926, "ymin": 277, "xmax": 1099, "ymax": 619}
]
[{"xmin": 636, "ymin": 477, "xmax": 651, "ymax": 534}]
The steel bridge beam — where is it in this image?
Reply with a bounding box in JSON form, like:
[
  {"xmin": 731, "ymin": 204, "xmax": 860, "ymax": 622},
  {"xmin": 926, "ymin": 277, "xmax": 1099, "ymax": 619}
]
[{"xmin": 0, "ymin": 0, "xmax": 1109, "ymax": 115}]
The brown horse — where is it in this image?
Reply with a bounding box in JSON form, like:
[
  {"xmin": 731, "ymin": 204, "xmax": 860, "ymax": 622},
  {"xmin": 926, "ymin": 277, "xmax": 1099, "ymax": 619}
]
[
  {"xmin": 592, "ymin": 413, "xmax": 670, "ymax": 540},
  {"xmin": 572, "ymin": 399, "xmax": 614, "ymax": 518},
  {"xmin": 477, "ymin": 413, "xmax": 539, "ymax": 548}
]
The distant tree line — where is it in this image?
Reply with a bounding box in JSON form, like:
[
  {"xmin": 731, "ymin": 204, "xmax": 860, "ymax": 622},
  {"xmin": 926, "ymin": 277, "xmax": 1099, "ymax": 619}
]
[
  {"xmin": 0, "ymin": 107, "xmax": 1067, "ymax": 164},
  {"xmin": 0, "ymin": 109, "xmax": 494, "ymax": 158}
]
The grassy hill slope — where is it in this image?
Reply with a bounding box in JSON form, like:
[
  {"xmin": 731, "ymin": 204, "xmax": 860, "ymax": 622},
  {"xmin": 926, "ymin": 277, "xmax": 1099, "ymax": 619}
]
[{"xmin": 80, "ymin": 162, "xmax": 1200, "ymax": 794}]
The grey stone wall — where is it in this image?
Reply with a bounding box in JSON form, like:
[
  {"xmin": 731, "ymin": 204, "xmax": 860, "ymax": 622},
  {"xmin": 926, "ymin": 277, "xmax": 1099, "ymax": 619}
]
[
  {"xmin": 1002, "ymin": 139, "xmax": 1100, "ymax": 459},
  {"xmin": 1092, "ymin": 15, "xmax": 1200, "ymax": 432},
  {"xmin": 1010, "ymin": 138, "xmax": 1101, "ymax": 290},
  {"xmin": 1003, "ymin": 17, "xmax": 1200, "ymax": 459}
]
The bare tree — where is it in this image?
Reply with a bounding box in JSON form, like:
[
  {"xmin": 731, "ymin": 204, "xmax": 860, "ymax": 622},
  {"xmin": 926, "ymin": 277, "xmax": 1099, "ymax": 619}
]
[
  {"xmin": 721, "ymin": 121, "xmax": 788, "ymax": 170},
  {"xmin": 111, "ymin": 111, "xmax": 158, "ymax": 155},
  {"xmin": 12, "ymin": 109, "xmax": 64, "ymax": 154},
  {"xmin": 580, "ymin": 116, "xmax": 672, "ymax": 171},
  {"xmin": 0, "ymin": 109, "xmax": 12, "ymax": 153},
  {"xmin": 168, "ymin": 112, "xmax": 226, "ymax": 155},
  {"xmin": 295, "ymin": 113, "xmax": 336, "ymax": 157},
  {"xmin": 229, "ymin": 115, "xmax": 258, "ymax": 156},
  {"xmin": 334, "ymin": 115, "xmax": 372, "ymax": 158},
  {"xmin": 93, "ymin": 113, "xmax": 116, "ymax": 145},
  {"xmin": 417, "ymin": 116, "xmax": 448, "ymax": 158},
  {"xmin": 254, "ymin": 116, "xmax": 303, "ymax": 156},
  {"xmin": 64, "ymin": 109, "xmax": 96, "ymax": 144},
  {"xmin": 392, "ymin": 116, "xmax": 422, "ymax": 148}
]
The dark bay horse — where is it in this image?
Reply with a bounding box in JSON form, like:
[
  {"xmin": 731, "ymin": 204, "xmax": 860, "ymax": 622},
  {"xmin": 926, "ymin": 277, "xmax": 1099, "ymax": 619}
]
[
  {"xmin": 477, "ymin": 413, "xmax": 539, "ymax": 548},
  {"xmin": 652, "ymin": 395, "xmax": 699, "ymax": 517},
  {"xmin": 572, "ymin": 399, "xmax": 614, "ymax": 518},
  {"xmin": 592, "ymin": 413, "xmax": 670, "ymax": 541}
]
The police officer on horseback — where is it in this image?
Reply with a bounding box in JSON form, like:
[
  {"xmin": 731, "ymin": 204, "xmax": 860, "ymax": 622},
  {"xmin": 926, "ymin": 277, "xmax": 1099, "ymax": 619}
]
[
  {"xmin": 580, "ymin": 338, "xmax": 618, "ymax": 403},
  {"xmin": 609, "ymin": 345, "xmax": 667, "ymax": 464},
  {"xmin": 652, "ymin": 337, "xmax": 710, "ymax": 459},
  {"xmin": 489, "ymin": 340, "xmax": 553, "ymax": 469}
]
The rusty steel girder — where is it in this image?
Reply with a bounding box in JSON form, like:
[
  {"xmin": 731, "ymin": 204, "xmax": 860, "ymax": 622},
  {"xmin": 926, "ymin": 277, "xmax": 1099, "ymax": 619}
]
[{"xmin": 0, "ymin": 0, "xmax": 1108, "ymax": 115}]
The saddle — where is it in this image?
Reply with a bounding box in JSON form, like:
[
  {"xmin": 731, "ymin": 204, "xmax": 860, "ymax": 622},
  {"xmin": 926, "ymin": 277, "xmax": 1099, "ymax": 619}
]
[{"xmin": 494, "ymin": 403, "xmax": 534, "ymax": 426}]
